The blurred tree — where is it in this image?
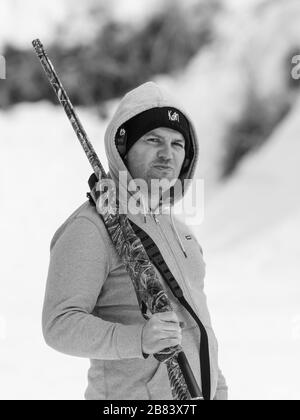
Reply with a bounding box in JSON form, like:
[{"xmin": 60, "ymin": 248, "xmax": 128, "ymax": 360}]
[
  {"xmin": 222, "ymin": 89, "xmax": 291, "ymax": 178},
  {"xmin": 0, "ymin": 0, "xmax": 221, "ymax": 110}
]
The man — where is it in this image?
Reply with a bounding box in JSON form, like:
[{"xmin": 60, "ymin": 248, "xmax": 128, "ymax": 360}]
[{"xmin": 42, "ymin": 81, "xmax": 228, "ymax": 400}]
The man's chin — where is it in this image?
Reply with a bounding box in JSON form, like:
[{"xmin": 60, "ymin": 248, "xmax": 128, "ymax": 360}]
[
  {"xmin": 149, "ymin": 176, "xmax": 175, "ymax": 185},
  {"xmin": 149, "ymin": 168, "xmax": 177, "ymax": 181}
]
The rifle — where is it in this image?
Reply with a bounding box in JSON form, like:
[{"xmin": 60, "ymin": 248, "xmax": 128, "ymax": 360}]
[{"xmin": 32, "ymin": 39, "xmax": 206, "ymax": 400}]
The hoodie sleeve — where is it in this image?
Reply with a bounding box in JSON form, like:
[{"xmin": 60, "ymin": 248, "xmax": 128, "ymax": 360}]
[{"xmin": 42, "ymin": 216, "xmax": 146, "ymax": 360}]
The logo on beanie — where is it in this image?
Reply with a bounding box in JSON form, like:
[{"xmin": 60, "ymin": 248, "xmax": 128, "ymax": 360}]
[
  {"xmin": 168, "ymin": 110, "xmax": 180, "ymax": 123},
  {"xmin": 119, "ymin": 128, "xmax": 126, "ymax": 137}
]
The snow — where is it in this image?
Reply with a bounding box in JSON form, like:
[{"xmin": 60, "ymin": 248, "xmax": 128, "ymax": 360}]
[
  {"xmin": 0, "ymin": 0, "xmax": 266, "ymax": 50},
  {"xmin": 1, "ymin": 0, "xmax": 300, "ymax": 401},
  {"xmin": 0, "ymin": 103, "xmax": 107, "ymax": 399},
  {"xmin": 0, "ymin": 0, "xmax": 67, "ymax": 50},
  {"xmin": 0, "ymin": 0, "xmax": 179, "ymax": 50},
  {"xmin": 162, "ymin": 0, "xmax": 300, "ymax": 199},
  {"xmin": 196, "ymin": 96, "xmax": 300, "ymax": 400},
  {"xmin": 1, "ymin": 100, "xmax": 299, "ymax": 400}
]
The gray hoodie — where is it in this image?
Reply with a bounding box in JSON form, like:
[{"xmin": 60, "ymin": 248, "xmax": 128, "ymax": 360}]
[{"xmin": 42, "ymin": 82, "xmax": 228, "ymax": 400}]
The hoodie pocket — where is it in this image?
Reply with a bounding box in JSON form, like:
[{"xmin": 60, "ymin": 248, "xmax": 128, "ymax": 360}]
[{"xmin": 146, "ymin": 361, "xmax": 173, "ymax": 400}]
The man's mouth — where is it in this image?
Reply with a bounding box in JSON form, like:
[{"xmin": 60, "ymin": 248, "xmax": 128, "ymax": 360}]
[{"xmin": 153, "ymin": 165, "xmax": 173, "ymax": 171}]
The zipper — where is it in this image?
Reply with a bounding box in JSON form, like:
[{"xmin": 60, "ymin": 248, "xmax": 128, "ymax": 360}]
[{"xmin": 151, "ymin": 214, "xmax": 200, "ymax": 319}]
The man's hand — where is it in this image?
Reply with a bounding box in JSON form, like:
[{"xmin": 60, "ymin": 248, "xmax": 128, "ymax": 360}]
[{"xmin": 142, "ymin": 311, "xmax": 183, "ymax": 355}]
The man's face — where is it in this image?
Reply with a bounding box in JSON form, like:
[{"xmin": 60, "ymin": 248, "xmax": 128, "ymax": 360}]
[{"xmin": 125, "ymin": 127, "xmax": 186, "ymax": 186}]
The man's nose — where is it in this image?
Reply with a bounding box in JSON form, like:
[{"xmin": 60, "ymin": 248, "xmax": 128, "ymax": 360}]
[{"xmin": 157, "ymin": 143, "xmax": 172, "ymax": 160}]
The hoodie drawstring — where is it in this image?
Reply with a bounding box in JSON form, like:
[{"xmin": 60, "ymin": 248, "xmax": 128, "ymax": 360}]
[
  {"xmin": 141, "ymin": 195, "xmax": 148, "ymax": 224},
  {"xmin": 140, "ymin": 194, "xmax": 187, "ymax": 259}
]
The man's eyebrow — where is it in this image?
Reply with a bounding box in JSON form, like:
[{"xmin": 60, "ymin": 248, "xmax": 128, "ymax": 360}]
[{"xmin": 144, "ymin": 131, "xmax": 163, "ymax": 139}]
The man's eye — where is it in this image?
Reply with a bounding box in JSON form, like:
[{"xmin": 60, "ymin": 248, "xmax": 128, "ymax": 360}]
[
  {"xmin": 174, "ymin": 142, "xmax": 184, "ymax": 148},
  {"xmin": 147, "ymin": 138, "xmax": 159, "ymax": 143}
]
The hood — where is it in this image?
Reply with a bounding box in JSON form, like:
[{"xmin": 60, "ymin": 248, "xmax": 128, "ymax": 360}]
[{"xmin": 104, "ymin": 81, "xmax": 199, "ymax": 217}]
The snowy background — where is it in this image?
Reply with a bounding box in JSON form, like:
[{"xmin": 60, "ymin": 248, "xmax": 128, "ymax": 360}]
[{"xmin": 0, "ymin": 0, "xmax": 299, "ymax": 400}]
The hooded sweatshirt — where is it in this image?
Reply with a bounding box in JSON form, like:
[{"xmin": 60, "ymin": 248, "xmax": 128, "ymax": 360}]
[{"xmin": 42, "ymin": 82, "xmax": 228, "ymax": 400}]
